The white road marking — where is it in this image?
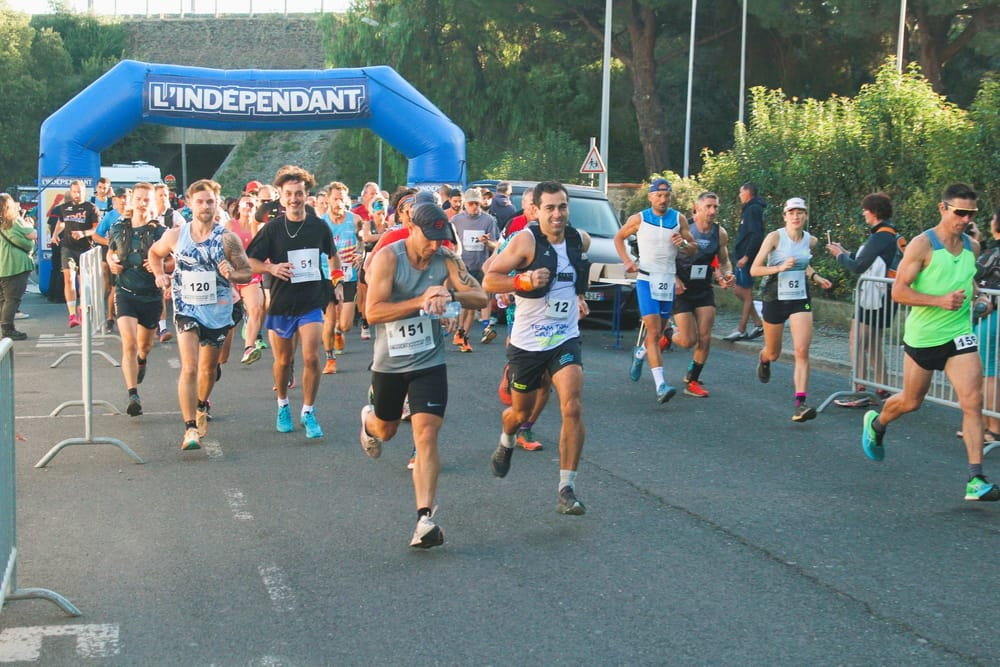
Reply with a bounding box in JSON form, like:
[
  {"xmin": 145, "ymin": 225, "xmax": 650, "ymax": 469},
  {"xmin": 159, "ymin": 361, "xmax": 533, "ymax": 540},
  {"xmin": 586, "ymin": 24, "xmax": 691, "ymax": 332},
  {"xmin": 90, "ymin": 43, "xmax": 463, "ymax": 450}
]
[
  {"xmin": 257, "ymin": 565, "xmax": 296, "ymax": 613},
  {"xmin": 0, "ymin": 624, "xmax": 119, "ymax": 662},
  {"xmin": 202, "ymin": 438, "xmax": 224, "ymax": 460},
  {"xmin": 167, "ymin": 358, "xmax": 180, "ymax": 369},
  {"xmin": 223, "ymin": 488, "xmax": 253, "ymax": 521},
  {"xmin": 16, "ymin": 411, "xmax": 181, "ymax": 420}
]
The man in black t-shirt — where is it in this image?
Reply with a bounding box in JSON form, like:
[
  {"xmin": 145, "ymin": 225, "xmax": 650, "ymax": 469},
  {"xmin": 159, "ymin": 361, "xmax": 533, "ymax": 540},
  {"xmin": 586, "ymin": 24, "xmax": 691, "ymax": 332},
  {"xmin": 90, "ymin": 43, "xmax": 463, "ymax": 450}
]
[
  {"xmin": 247, "ymin": 166, "xmax": 338, "ymax": 441},
  {"xmin": 51, "ymin": 179, "xmax": 100, "ymax": 327}
]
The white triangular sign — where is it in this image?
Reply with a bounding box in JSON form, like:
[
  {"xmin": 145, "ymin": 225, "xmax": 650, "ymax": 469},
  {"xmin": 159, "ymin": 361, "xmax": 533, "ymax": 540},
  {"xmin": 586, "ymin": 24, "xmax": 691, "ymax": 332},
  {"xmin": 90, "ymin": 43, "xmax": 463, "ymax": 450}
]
[{"xmin": 579, "ymin": 145, "xmax": 606, "ymax": 174}]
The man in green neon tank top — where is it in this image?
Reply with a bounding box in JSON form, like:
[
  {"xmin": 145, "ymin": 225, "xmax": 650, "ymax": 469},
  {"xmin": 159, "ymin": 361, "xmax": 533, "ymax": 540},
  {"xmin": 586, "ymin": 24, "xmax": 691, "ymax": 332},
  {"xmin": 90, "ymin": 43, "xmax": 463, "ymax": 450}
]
[{"xmin": 861, "ymin": 183, "xmax": 1000, "ymax": 502}]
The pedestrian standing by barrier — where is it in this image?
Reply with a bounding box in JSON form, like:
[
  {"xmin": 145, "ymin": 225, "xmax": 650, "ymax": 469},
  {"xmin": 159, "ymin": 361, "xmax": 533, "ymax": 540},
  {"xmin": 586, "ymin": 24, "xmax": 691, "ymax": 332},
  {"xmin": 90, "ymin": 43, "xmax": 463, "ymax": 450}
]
[
  {"xmin": 360, "ymin": 201, "xmax": 486, "ymax": 548},
  {"xmin": 828, "ymin": 192, "xmax": 900, "ymax": 407},
  {"xmin": 861, "ymin": 183, "xmax": 1000, "ymax": 502},
  {"xmin": 150, "ymin": 179, "xmax": 253, "ymax": 451},
  {"xmin": 751, "ymin": 197, "xmax": 833, "ymax": 422},
  {"xmin": 724, "ymin": 183, "xmax": 766, "ymax": 341},
  {"xmin": 974, "ymin": 208, "xmax": 1000, "ymax": 445},
  {"xmin": 0, "ymin": 193, "xmax": 36, "ymax": 341}
]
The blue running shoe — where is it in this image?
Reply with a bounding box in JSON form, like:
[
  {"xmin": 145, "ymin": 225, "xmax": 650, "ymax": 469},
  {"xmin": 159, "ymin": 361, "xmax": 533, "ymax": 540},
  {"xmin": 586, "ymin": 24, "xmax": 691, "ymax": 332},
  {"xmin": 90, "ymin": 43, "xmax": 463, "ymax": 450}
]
[
  {"xmin": 276, "ymin": 404, "xmax": 294, "ymax": 433},
  {"xmin": 656, "ymin": 382, "xmax": 677, "ymax": 404},
  {"xmin": 301, "ymin": 411, "xmax": 323, "ymax": 439},
  {"xmin": 965, "ymin": 475, "xmax": 1000, "ymax": 501},
  {"xmin": 629, "ymin": 345, "xmax": 644, "ymax": 382},
  {"xmin": 861, "ymin": 409, "xmax": 884, "ymax": 461}
]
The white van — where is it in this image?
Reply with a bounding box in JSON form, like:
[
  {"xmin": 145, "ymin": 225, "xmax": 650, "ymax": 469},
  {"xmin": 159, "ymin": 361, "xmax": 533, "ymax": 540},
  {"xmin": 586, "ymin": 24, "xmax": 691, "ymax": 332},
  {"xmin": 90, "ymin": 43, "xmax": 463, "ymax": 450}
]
[{"xmin": 100, "ymin": 161, "xmax": 162, "ymax": 189}]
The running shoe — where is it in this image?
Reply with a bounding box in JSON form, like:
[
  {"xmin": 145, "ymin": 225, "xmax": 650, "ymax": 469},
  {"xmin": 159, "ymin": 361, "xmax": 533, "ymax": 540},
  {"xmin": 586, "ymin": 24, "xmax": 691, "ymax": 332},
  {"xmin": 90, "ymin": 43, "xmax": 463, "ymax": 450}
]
[
  {"xmin": 400, "ymin": 398, "xmax": 411, "ymax": 422},
  {"xmin": 498, "ymin": 363, "xmax": 513, "ymax": 406},
  {"xmin": 158, "ymin": 327, "xmax": 172, "ymax": 343},
  {"xmin": 359, "ymin": 405, "xmax": 382, "ymax": 458},
  {"xmin": 747, "ymin": 325, "xmax": 764, "ymax": 339},
  {"xmin": 276, "ymin": 404, "xmax": 294, "ymax": 433},
  {"xmin": 241, "ymin": 345, "xmax": 261, "ymax": 365},
  {"xmin": 301, "ymin": 411, "xmax": 323, "ymax": 439},
  {"xmin": 452, "ymin": 329, "xmax": 465, "ymax": 346},
  {"xmin": 684, "ymin": 380, "xmax": 709, "ymax": 398},
  {"xmin": 68, "ymin": 313, "xmax": 80, "ymax": 328},
  {"xmin": 658, "ymin": 325, "xmax": 673, "ymax": 352},
  {"xmin": 965, "ymin": 475, "xmax": 1000, "ymax": 501},
  {"xmin": 333, "ymin": 331, "xmax": 345, "ymax": 353},
  {"xmin": 629, "ymin": 345, "xmax": 644, "ymax": 382},
  {"xmin": 557, "ymin": 486, "xmax": 586, "ymax": 515},
  {"xmin": 14, "ymin": 311, "xmax": 28, "ymax": 320},
  {"xmin": 409, "ymin": 514, "xmax": 444, "ymax": 548},
  {"xmin": 196, "ymin": 405, "xmax": 210, "ymax": 437},
  {"xmin": 126, "ymin": 394, "xmax": 142, "ymax": 417},
  {"xmin": 136, "ymin": 357, "xmax": 147, "ymax": 384},
  {"xmin": 756, "ymin": 357, "xmax": 771, "ymax": 383},
  {"xmin": 255, "ymin": 336, "xmax": 268, "ymax": 350},
  {"xmin": 834, "ymin": 396, "xmax": 872, "ymax": 408},
  {"xmin": 407, "ymin": 447, "xmax": 416, "ymax": 470},
  {"xmin": 656, "ymin": 382, "xmax": 676, "ymax": 404},
  {"xmin": 481, "ymin": 324, "xmax": 497, "ymax": 344},
  {"xmin": 360, "ymin": 323, "xmax": 371, "ymax": 340},
  {"xmin": 322, "ymin": 358, "xmax": 337, "ymax": 374},
  {"xmin": 181, "ymin": 427, "xmax": 201, "ymax": 451},
  {"xmin": 861, "ymin": 409, "xmax": 884, "ymax": 461},
  {"xmin": 792, "ymin": 404, "xmax": 817, "ymax": 422},
  {"xmin": 875, "ymin": 389, "xmax": 892, "ymax": 400},
  {"xmin": 104, "ymin": 319, "xmax": 114, "ymax": 334},
  {"xmin": 1, "ymin": 329, "xmax": 27, "ymax": 341},
  {"xmin": 460, "ymin": 335, "xmax": 472, "ymax": 352},
  {"xmin": 490, "ymin": 444, "xmax": 513, "ymax": 478},
  {"xmin": 516, "ymin": 429, "xmax": 543, "ymax": 451},
  {"xmin": 722, "ymin": 329, "xmax": 747, "ymax": 341}
]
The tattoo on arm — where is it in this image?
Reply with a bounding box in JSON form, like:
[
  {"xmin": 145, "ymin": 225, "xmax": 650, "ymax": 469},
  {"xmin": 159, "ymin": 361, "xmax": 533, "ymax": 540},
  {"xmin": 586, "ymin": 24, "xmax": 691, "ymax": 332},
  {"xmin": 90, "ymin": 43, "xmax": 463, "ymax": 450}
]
[{"xmin": 223, "ymin": 232, "xmax": 252, "ymax": 272}]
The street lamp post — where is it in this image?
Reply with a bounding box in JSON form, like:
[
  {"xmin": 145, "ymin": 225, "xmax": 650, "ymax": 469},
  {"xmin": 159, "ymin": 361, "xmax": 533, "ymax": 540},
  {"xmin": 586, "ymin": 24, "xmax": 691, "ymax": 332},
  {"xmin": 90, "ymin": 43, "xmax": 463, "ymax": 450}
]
[
  {"xmin": 683, "ymin": 0, "xmax": 697, "ymax": 178},
  {"xmin": 598, "ymin": 0, "xmax": 612, "ymax": 193},
  {"xmin": 896, "ymin": 0, "xmax": 907, "ymax": 74}
]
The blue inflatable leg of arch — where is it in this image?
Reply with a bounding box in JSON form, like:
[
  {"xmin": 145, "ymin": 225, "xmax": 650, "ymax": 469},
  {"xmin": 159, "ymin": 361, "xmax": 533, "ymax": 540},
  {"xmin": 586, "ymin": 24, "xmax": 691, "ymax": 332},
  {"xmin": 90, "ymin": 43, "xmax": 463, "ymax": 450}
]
[{"xmin": 36, "ymin": 60, "xmax": 467, "ymax": 293}]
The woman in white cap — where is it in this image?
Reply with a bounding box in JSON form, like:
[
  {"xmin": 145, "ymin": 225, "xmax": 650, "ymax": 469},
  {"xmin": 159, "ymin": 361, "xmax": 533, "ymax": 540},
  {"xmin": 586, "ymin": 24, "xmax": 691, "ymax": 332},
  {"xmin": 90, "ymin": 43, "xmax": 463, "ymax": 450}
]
[{"xmin": 750, "ymin": 197, "xmax": 833, "ymax": 421}]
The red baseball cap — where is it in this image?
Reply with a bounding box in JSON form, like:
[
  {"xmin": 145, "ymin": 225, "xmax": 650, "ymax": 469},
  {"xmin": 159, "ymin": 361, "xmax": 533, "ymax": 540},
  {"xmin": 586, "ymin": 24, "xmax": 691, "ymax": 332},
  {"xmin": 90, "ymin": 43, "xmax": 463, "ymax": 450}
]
[{"xmin": 245, "ymin": 180, "xmax": 263, "ymax": 194}]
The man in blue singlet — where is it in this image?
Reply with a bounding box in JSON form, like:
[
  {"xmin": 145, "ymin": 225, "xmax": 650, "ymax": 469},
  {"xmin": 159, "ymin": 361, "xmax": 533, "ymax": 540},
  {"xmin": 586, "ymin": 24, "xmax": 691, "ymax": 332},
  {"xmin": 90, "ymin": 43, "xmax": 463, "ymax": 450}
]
[
  {"xmin": 614, "ymin": 178, "xmax": 698, "ymax": 404},
  {"xmin": 149, "ymin": 179, "xmax": 253, "ymax": 451}
]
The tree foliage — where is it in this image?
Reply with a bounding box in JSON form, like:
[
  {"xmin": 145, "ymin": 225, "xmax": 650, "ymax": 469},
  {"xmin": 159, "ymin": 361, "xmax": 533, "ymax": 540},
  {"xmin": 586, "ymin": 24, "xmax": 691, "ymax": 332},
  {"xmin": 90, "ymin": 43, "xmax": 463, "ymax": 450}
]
[
  {"xmin": 0, "ymin": 7, "xmax": 157, "ymax": 190},
  {"xmin": 697, "ymin": 60, "xmax": 996, "ymax": 299}
]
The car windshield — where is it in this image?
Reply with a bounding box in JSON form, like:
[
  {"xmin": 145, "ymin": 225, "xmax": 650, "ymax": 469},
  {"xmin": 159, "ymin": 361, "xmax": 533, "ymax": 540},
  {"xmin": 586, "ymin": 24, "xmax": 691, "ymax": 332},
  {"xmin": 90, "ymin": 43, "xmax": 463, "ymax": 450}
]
[{"xmin": 567, "ymin": 196, "xmax": 620, "ymax": 238}]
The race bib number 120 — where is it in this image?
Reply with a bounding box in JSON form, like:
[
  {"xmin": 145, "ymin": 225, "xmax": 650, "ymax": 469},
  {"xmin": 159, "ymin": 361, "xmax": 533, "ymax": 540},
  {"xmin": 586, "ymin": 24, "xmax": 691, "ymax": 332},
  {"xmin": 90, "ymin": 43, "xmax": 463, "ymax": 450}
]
[{"xmin": 181, "ymin": 270, "xmax": 217, "ymax": 305}]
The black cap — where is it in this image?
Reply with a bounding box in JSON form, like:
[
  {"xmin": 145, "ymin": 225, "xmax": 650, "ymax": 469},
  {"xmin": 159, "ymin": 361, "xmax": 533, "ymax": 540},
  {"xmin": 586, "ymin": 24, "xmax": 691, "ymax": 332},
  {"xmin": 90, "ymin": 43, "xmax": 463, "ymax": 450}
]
[{"xmin": 411, "ymin": 203, "xmax": 456, "ymax": 242}]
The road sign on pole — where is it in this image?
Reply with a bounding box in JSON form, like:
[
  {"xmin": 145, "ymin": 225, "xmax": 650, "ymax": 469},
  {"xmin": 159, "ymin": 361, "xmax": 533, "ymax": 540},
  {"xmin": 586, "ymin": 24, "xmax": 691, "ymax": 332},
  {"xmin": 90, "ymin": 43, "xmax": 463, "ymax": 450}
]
[{"xmin": 580, "ymin": 142, "xmax": 607, "ymax": 175}]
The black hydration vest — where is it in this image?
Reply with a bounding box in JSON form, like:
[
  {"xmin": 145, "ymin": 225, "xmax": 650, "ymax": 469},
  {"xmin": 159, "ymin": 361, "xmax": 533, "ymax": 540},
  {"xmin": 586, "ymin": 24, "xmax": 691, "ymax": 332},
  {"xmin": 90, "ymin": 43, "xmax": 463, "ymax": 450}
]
[{"xmin": 517, "ymin": 224, "xmax": 591, "ymax": 299}]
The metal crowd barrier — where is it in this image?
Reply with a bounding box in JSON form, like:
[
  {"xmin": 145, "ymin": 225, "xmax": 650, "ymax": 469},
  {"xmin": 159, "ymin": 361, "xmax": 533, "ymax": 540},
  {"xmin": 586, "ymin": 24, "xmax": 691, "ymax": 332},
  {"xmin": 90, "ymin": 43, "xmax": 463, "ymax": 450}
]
[
  {"xmin": 0, "ymin": 338, "xmax": 81, "ymax": 616},
  {"xmin": 819, "ymin": 275, "xmax": 999, "ymax": 456},
  {"xmin": 51, "ymin": 247, "xmax": 119, "ymax": 369},
  {"xmin": 37, "ymin": 249, "xmax": 144, "ymax": 467}
]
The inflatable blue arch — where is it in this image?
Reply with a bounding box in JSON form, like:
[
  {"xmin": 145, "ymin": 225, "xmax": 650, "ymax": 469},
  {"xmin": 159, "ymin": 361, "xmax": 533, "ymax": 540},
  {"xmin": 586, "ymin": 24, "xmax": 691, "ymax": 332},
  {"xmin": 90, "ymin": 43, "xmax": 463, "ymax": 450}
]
[{"xmin": 36, "ymin": 59, "xmax": 467, "ymax": 292}]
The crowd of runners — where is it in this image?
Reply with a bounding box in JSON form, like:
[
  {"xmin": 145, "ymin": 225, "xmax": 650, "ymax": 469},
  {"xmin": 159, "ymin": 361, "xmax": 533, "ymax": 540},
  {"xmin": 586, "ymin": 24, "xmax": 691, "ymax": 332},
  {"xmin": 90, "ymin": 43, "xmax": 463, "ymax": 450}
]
[{"xmin": 12, "ymin": 171, "xmax": 998, "ymax": 548}]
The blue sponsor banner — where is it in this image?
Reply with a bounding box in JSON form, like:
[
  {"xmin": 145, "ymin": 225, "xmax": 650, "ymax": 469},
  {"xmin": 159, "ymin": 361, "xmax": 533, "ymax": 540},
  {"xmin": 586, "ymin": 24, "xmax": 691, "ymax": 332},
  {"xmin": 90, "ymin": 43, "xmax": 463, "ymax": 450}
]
[{"xmin": 143, "ymin": 75, "xmax": 371, "ymax": 121}]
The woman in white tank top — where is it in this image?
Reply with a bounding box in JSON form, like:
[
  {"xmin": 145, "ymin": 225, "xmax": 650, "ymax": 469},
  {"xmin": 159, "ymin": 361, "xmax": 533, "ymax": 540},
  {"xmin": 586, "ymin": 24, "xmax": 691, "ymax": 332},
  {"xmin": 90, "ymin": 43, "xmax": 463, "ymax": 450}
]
[{"xmin": 750, "ymin": 197, "xmax": 833, "ymax": 423}]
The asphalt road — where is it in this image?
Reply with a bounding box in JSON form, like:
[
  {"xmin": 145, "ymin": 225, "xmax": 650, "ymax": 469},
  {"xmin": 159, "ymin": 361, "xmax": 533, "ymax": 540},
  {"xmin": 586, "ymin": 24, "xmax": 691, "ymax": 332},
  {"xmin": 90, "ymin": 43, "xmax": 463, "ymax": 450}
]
[{"xmin": 1, "ymin": 293, "xmax": 997, "ymax": 665}]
